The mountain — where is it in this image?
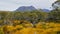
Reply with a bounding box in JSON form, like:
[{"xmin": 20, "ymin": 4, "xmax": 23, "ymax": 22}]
[
  {"xmin": 41, "ymin": 9, "xmax": 50, "ymax": 12},
  {"xmin": 16, "ymin": 6, "xmax": 37, "ymax": 11}
]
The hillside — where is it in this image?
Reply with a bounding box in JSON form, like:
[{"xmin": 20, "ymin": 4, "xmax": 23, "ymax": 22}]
[{"xmin": 16, "ymin": 6, "xmax": 37, "ymax": 11}]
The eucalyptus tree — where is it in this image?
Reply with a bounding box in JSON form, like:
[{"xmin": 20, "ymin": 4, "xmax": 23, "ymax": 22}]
[{"xmin": 52, "ymin": 1, "xmax": 60, "ymax": 11}]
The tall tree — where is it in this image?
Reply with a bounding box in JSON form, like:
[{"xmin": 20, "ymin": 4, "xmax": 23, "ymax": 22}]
[{"xmin": 52, "ymin": 0, "xmax": 60, "ymax": 11}]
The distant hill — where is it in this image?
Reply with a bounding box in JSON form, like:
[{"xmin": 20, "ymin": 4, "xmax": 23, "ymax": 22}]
[
  {"xmin": 40, "ymin": 9, "xmax": 50, "ymax": 12},
  {"xmin": 16, "ymin": 6, "xmax": 37, "ymax": 11}
]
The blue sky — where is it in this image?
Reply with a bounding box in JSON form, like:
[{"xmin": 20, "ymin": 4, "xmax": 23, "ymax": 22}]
[{"xmin": 0, "ymin": 0, "xmax": 57, "ymax": 11}]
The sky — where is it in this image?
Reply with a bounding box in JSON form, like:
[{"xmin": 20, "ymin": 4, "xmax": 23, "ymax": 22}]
[{"xmin": 0, "ymin": 0, "xmax": 57, "ymax": 11}]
